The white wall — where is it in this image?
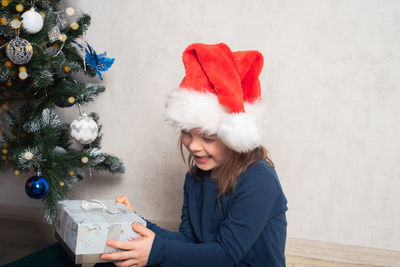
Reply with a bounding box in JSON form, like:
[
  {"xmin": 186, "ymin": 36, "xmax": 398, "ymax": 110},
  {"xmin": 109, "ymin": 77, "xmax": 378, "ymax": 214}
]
[{"xmin": 1, "ymin": 0, "xmax": 399, "ymax": 252}]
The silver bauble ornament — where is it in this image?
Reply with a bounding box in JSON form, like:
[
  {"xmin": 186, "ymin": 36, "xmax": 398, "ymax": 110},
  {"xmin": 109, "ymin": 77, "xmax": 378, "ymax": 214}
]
[
  {"xmin": 22, "ymin": 8, "xmax": 44, "ymax": 34},
  {"xmin": 70, "ymin": 113, "xmax": 99, "ymax": 145},
  {"xmin": 48, "ymin": 26, "xmax": 61, "ymax": 43},
  {"xmin": 6, "ymin": 37, "xmax": 33, "ymax": 65}
]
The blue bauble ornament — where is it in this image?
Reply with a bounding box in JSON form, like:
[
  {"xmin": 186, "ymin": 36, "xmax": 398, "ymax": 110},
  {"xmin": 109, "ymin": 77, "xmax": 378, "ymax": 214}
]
[
  {"xmin": 25, "ymin": 173, "xmax": 49, "ymax": 199},
  {"xmin": 55, "ymin": 96, "xmax": 76, "ymax": 108}
]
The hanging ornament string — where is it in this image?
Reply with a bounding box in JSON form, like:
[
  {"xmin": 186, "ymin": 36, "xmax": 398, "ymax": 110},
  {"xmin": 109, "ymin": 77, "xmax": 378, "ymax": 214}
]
[
  {"xmin": 75, "ymin": 104, "xmax": 94, "ymax": 180},
  {"xmin": 77, "ymin": 103, "xmax": 83, "ymax": 116}
]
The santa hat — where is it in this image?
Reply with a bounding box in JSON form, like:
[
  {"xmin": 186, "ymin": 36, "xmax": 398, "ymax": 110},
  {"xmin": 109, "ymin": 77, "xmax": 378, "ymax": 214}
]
[{"xmin": 165, "ymin": 43, "xmax": 265, "ymax": 153}]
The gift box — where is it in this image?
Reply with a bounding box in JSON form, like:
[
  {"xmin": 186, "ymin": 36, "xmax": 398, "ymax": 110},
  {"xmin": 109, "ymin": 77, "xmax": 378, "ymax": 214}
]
[{"xmin": 55, "ymin": 199, "xmax": 146, "ymax": 264}]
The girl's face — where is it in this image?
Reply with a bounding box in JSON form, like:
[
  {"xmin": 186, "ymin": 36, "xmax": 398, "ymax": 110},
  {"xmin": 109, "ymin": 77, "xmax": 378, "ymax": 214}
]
[{"xmin": 181, "ymin": 128, "xmax": 230, "ymax": 174}]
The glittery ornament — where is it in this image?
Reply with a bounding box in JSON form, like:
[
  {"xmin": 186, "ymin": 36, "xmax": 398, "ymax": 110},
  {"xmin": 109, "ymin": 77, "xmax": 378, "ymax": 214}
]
[
  {"xmin": 70, "ymin": 113, "xmax": 98, "ymax": 145},
  {"xmin": 48, "ymin": 26, "xmax": 61, "ymax": 43},
  {"xmin": 25, "ymin": 173, "xmax": 49, "ymax": 199},
  {"xmin": 6, "ymin": 37, "xmax": 33, "ymax": 65},
  {"xmin": 81, "ymin": 156, "xmax": 88, "ymax": 163},
  {"xmin": 21, "ymin": 8, "xmax": 44, "ymax": 34}
]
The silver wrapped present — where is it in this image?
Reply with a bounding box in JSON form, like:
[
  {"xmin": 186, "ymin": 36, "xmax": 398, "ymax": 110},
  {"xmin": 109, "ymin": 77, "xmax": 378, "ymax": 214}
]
[{"xmin": 55, "ymin": 199, "xmax": 146, "ymax": 264}]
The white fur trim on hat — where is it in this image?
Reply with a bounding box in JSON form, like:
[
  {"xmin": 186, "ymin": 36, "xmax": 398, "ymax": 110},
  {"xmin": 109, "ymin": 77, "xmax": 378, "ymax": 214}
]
[{"xmin": 165, "ymin": 88, "xmax": 264, "ymax": 152}]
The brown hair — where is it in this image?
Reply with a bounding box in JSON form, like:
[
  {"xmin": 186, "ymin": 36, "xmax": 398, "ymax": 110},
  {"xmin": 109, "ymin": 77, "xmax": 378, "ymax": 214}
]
[{"xmin": 179, "ymin": 135, "xmax": 274, "ymax": 196}]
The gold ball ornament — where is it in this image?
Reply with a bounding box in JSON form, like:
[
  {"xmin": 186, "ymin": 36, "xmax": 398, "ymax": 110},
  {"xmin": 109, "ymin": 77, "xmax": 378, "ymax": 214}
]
[
  {"xmin": 14, "ymin": 170, "xmax": 20, "ymax": 175},
  {"xmin": 64, "ymin": 66, "xmax": 71, "ymax": 72},
  {"xmin": 6, "ymin": 81, "xmax": 12, "ymax": 87},
  {"xmin": 69, "ymin": 170, "xmax": 75, "ymax": 176},
  {"xmin": 1, "ymin": 155, "xmax": 6, "ymax": 160},
  {"xmin": 81, "ymin": 156, "xmax": 89, "ymax": 164},
  {"xmin": 19, "ymin": 66, "xmax": 27, "ymax": 72},
  {"xmin": 2, "ymin": 148, "xmax": 7, "ymax": 154},
  {"xmin": 5, "ymin": 61, "xmax": 12, "ymax": 67},
  {"xmin": 16, "ymin": 4, "xmax": 24, "ymax": 12},
  {"xmin": 24, "ymin": 151, "xmax": 33, "ymax": 160},
  {"xmin": 70, "ymin": 22, "xmax": 79, "ymax": 30},
  {"xmin": 52, "ymin": 162, "xmax": 57, "ymax": 166},
  {"xmin": 59, "ymin": 181, "xmax": 65, "ymax": 186}
]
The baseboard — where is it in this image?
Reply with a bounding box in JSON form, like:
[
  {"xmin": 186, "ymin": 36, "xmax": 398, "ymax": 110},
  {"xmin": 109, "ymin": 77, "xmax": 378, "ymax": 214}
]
[
  {"xmin": 0, "ymin": 203, "xmax": 47, "ymax": 223},
  {"xmin": 286, "ymin": 237, "xmax": 400, "ymax": 267}
]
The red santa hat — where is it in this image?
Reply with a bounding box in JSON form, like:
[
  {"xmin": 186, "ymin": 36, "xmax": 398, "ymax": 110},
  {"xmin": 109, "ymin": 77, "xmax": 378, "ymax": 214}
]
[{"xmin": 165, "ymin": 43, "xmax": 265, "ymax": 153}]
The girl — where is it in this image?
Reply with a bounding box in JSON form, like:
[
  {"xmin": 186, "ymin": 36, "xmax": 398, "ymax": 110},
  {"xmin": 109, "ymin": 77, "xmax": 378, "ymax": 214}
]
[{"xmin": 101, "ymin": 43, "xmax": 288, "ymax": 267}]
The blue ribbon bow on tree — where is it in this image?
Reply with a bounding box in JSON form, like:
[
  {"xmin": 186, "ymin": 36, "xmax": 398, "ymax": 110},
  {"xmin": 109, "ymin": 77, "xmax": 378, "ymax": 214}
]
[{"xmin": 73, "ymin": 41, "xmax": 115, "ymax": 80}]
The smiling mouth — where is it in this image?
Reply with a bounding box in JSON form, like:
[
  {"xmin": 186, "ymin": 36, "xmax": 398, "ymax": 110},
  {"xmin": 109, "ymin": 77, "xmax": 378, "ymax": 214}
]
[
  {"xmin": 194, "ymin": 155, "xmax": 211, "ymax": 162},
  {"xmin": 195, "ymin": 155, "xmax": 209, "ymax": 158}
]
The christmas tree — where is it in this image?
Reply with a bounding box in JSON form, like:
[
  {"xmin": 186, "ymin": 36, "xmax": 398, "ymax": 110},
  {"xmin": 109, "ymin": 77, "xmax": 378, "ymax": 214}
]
[{"xmin": 0, "ymin": 0, "xmax": 124, "ymax": 222}]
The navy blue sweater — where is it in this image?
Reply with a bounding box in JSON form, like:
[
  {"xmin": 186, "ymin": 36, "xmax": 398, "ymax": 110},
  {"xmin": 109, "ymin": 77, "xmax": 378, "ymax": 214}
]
[{"xmin": 146, "ymin": 160, "xmax": 288, "ymax": 267}]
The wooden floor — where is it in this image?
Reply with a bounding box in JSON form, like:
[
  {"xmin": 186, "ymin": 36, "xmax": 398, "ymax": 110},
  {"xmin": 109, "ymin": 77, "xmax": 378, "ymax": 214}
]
[{"xmin": 0, "ymin": 218, "xmax": 387, "ymax": 266}]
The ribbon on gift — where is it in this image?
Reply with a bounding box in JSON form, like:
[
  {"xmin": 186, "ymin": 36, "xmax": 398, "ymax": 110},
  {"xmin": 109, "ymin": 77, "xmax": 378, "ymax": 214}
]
[
  {"xmin": 81, "ymin": 200, "xmax": 129, "ymax": 254},
  {"xmin": 81, "ymin": 199, "xmax": 127, "ymax": 214}
]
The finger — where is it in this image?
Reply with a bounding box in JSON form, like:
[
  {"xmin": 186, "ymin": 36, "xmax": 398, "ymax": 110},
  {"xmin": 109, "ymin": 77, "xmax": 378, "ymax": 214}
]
[
  {"xmin": 113, "ymin": 259, "xmax": 138, "ymax": 267},
  {"xmin": 131, "ymin": 223, "xmax": 153, "ymax": 237},
  {"xmin": 100, "ymin": 250, "xmax": 134, "ymax": 261},
  {"xmin": 115, "ymin": 195, "xmax": 128, "ymax": 204},
  {"xmin": 115, "ymin": 196, "xmax": 134, "ymax": 212},
  {"xmin": 106, "ymin": 239, "xmax": 138, "ymax": 250}
]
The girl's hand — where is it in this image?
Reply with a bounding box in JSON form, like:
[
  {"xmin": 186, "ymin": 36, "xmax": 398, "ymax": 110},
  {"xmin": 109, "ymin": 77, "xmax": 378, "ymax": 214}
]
[
  {"xmin": 101, "ymin": 223, "xmax": 155, "ymax": 267},
  {"xmin": 115, "ymin": 195, "xmax": 135, "ymax": 212}
]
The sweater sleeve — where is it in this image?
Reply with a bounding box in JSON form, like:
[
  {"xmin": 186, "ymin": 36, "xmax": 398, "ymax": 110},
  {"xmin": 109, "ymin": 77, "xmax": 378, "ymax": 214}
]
[
  {"xmin": 145, "ymin": 174, "xmax": 196, "ymax": 243},
  {"xmin": 147, "ymin": 165, "xmax": 282, "ymax": 267}
]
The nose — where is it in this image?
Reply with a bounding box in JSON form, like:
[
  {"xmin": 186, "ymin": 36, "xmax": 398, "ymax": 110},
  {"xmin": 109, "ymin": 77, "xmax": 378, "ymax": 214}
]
[{"xmin": 188, "ymin": 135, "xmax": 202, "ymax": 152}]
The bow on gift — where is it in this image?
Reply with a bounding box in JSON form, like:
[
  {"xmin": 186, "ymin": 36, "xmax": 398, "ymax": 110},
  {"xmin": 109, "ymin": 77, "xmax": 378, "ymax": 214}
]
[
  {"xmin": 72, "ymin": 41, "xmax": 115, "ymax": 80},
  {"xmin": 81, "ymin": 199, "xmax": 126, "ymax": 214}
]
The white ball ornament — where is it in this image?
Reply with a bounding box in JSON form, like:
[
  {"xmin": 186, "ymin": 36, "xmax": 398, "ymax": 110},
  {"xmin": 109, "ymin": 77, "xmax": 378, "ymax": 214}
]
[
  {"xmin": 70, "ymin": 113, "xmax": 99, "ymax": 145},
  {"xmin": 22, "ymin": 8, "xmax": 44, "ymax": 34}
]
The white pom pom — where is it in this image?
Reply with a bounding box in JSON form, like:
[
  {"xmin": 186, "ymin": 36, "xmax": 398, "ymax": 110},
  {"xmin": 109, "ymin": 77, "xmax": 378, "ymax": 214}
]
[
  {"xmin": 22, "ymin": 8, "xmax": 44, "ymax": 34},
  {"xmin": 218, "ymin": 113, "xmax": 262, "ymax": 153}
]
